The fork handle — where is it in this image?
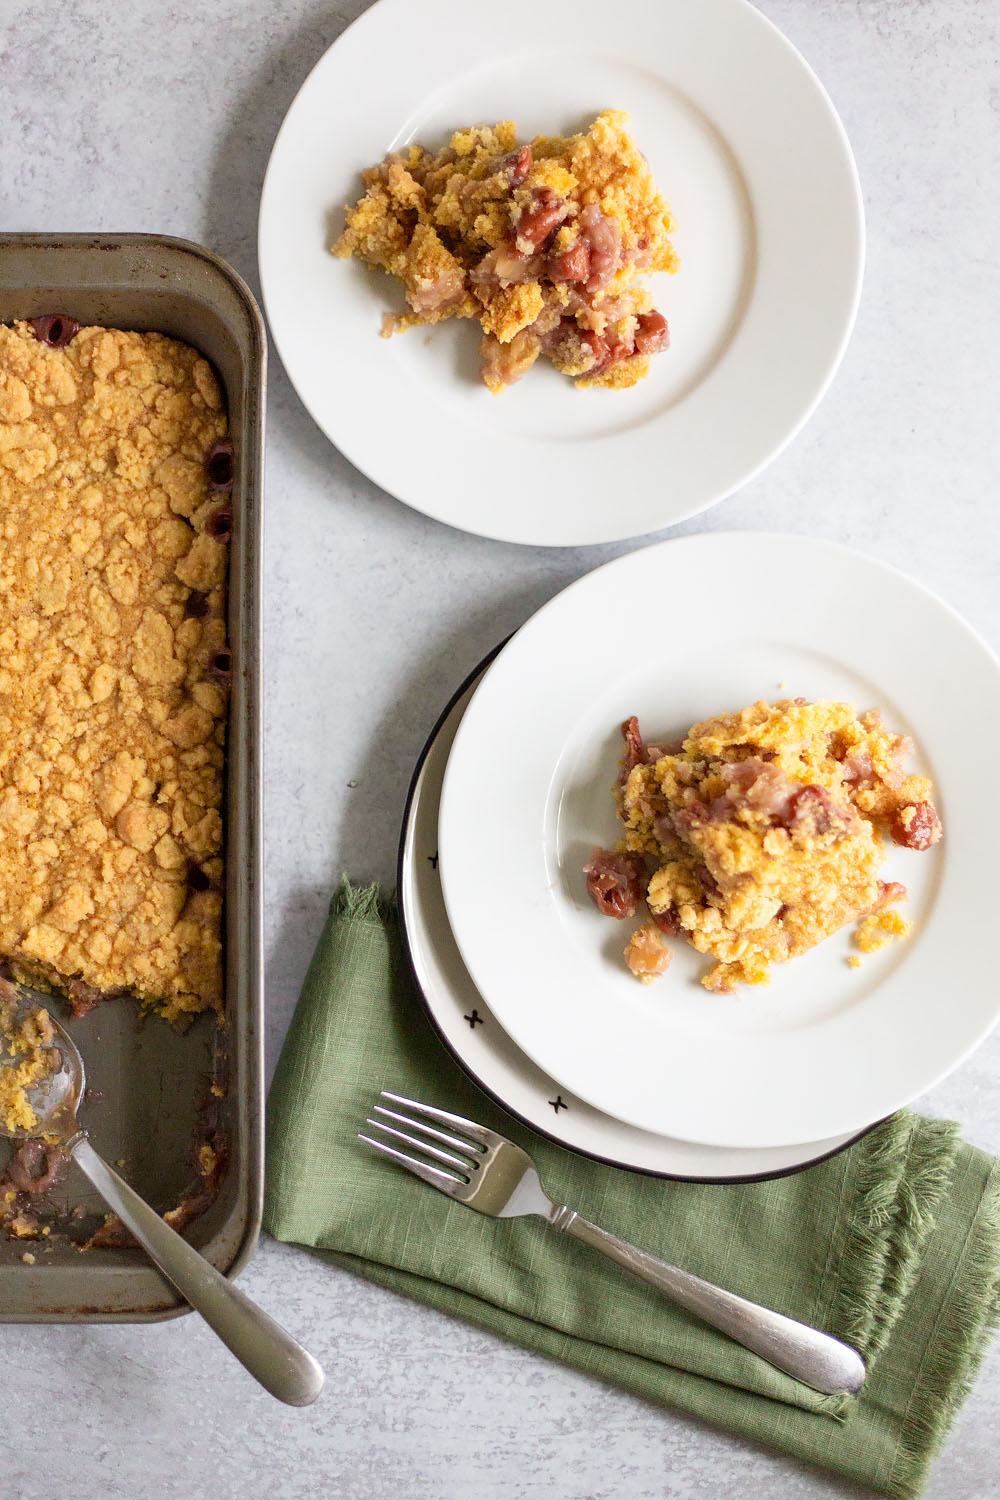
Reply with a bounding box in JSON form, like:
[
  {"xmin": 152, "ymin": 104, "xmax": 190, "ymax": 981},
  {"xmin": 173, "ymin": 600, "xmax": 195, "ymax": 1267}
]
[{"xmin": 550, "ymin": 1207, "xmax": 864, "ymax": 1396}]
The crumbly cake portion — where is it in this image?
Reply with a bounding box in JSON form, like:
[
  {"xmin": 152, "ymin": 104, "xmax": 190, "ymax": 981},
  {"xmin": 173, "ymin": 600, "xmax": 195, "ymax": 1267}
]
[
  {"xmin": 855, "ymin": 906, "xmax": 911, "ymax": 954},
  {"xmin": 333, "ymin": 110, "xmax": 678, "ymax": 393},
  {"xmin": 0, "ymin": 322, "xmax": 231, "ymax": 1025},
  {"xmin": 585, "ymin": 700, "xmax": 942, "ymax": 992}
]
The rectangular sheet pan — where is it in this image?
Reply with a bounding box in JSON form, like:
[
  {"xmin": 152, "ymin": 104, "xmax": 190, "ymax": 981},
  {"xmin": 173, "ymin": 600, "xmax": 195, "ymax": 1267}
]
[{"xmin": 0, "ymin": 233, "xmax": 264, "ymax": 1320}]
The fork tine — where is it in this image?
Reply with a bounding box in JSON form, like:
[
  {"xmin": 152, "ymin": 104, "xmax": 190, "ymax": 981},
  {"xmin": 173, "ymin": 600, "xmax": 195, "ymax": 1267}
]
[
  {"xmin": 358, "ymin": 1134, "xmax": 464, "ymax": 1196},
  {"xmin": 365, "ymin": 1118, "xmax": 475, "ymax": 1174},
  {"xmin": 379, "ymin": 1090, "xmax": 496, "ymax": 1147},
  {"xmin": 373, "ymin": 1105, "xmax": 483, "ymax": 1160}
]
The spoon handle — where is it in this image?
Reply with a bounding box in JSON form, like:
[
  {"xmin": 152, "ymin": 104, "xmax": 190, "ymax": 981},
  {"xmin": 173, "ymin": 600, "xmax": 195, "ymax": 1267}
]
[{"xmin": 71, "ymin": 1137, "xmax": 324, "ymax": 1406}]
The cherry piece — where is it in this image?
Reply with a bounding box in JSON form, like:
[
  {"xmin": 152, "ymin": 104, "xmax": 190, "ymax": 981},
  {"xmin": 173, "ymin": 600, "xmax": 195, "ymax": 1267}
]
[
  {"xmin": 31, "ymin": 314, "xmax": 80, "ymax": 348},
  {"xmin": 205, "ymin": 504, "xmax": 233, "ymax": 543},
  {"xmin": 204, "ymin": 437, "xmax": 235, "ymax": 491},
  {"xmin": 207, "ymin": 647, "xmax": 233, "ymax": 683}
]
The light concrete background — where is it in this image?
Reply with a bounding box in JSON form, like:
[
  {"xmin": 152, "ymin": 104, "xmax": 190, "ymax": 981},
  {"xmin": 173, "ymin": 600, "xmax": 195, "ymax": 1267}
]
[{"xmin": 4, "ymin": 0, "xmax": 1000, "ymax": 1495}]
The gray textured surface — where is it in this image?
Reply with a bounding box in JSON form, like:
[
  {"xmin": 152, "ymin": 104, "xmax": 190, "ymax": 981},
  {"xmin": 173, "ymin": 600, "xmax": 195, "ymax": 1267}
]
[{"xmin": 4, "ymin": 0, "xmax": 1000, "ymax": 1495}]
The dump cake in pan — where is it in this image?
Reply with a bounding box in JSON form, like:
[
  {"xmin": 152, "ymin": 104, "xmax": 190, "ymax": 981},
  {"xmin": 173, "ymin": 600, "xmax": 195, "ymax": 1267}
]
[{"xmin": 0, "ymin": 321, "xmax": 231, "ymax": 1027}]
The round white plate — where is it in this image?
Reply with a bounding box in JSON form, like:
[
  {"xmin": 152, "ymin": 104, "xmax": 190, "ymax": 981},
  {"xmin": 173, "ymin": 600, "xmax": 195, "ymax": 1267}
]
[
  {"xmin": 258, "ymin": 0, "xmax": 864, "ymax": 546},
  {"xmin": 399, "ymin": 646, "xmax": 867, "ymax": 1180},
  {"xmin": 439, "ymin": 533, "xmax": 1000, "ymax": 1149}
]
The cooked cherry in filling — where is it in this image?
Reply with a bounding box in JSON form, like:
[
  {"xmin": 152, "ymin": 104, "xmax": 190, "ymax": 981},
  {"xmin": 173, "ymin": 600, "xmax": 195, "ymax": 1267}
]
[
  {"xmin": 333, "ymin": 111, "xmax": 679, "ymax": 393},
  {"xmin": 585, "ymin": 700, "xmax": 942, "ymax": 991}
]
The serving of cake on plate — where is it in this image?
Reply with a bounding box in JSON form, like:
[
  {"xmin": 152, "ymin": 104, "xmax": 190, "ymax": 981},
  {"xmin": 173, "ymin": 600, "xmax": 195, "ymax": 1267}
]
[
  {"xmin": 585, "ymin": 699, "xmax": 942, "ymax": 992},
  {"xmin": 333, "ymin": 110, "xmax": 678, "ymax": 393}
]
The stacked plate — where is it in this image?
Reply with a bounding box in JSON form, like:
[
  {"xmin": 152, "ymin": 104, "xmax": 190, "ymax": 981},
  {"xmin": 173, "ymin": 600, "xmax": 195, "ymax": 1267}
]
[{"xmin": 398, "ymin": 534, "xmax": 1000, "ymax": 1181}]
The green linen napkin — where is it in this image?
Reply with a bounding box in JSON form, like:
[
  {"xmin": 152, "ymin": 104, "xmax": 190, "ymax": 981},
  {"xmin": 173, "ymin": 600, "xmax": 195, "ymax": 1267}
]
[{"xmin": 265, "ymin": 882, "xmax": 1000, "ymax": 1498}]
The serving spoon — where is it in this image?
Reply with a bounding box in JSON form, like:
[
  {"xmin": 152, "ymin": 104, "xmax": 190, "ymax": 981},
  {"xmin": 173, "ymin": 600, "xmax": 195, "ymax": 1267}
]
[{"xmin": 0, "ymin": 985, "xmax": 324, "ymax": 1407}]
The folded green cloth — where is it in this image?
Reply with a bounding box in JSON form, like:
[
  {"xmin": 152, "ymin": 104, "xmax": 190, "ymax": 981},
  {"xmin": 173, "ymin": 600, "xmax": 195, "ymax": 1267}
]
[{"xmin": 265, "ymin": 881, "xmax": 1000, "ymax": 1497}]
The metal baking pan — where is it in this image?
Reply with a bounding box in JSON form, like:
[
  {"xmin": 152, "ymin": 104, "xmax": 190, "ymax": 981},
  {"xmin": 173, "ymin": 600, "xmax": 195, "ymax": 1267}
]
[{"xmin": 0, "ymin": 234, "xmax": 264, "ymax": 1320}]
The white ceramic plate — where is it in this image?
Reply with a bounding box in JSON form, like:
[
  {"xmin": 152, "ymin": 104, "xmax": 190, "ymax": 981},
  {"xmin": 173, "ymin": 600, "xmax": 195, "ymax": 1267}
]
[
  {"xmin": 438, "ymin": 533, "xmax": 1000, "ymax": 1148},
  {"xmin": 399, "ymin": 647, "xmax": 867, "ymax": 1180},
  {"xmin": 258, "ymin": 0, "xmax": 863, "ymax": 546}
]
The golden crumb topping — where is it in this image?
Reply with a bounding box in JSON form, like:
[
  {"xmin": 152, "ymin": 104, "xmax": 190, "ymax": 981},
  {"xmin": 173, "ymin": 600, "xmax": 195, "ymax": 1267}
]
[
  {"xmin": 855, "ymin": 906, "xmax": 911, "ymax": 954},
  {"xmin": 0, "ymin": 322, "xmax": 229, "ymax": 1024}
]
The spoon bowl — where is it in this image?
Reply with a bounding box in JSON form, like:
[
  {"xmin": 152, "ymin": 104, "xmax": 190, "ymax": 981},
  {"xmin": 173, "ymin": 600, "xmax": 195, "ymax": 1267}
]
[{"xmin": 0, "ymin": 983, "xmax": 87, "ymax": 1145}]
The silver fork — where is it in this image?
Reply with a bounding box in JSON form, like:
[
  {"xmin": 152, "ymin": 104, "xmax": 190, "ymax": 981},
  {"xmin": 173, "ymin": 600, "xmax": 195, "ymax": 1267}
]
[{"xmin": 360, "ymin": 1091, "xmax": 865, "ymax": 1396}]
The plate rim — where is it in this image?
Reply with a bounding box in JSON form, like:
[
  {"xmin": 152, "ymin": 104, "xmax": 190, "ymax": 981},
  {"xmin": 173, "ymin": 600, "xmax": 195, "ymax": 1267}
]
[
  {"xmin": 436, "ymin": 530, "xmax": 1000, "ymax": 1147},
  {"xmin": 258, "ymin": 0, "xmax": 865, "ymax": 548},
  {"xmin": 397, "ymin": 637, "xmax": 881, "ymax": 1184}
]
